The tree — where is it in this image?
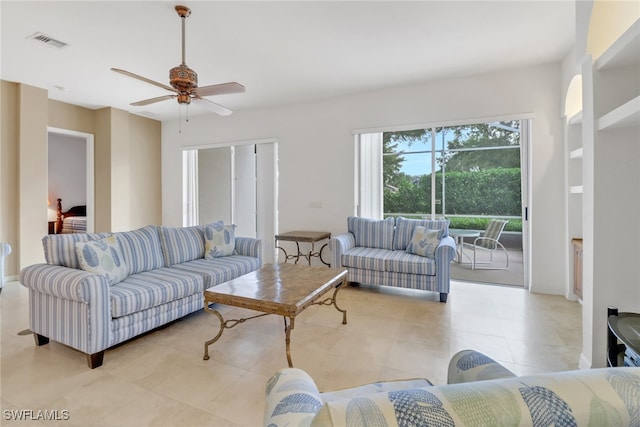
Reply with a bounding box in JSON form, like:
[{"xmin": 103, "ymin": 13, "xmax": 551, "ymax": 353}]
[
  {"xmin": 382, "ymin": 122, "xmax": 521, "ymax": 217},
  {"xmin": 444, "ymin": 122, "xmax": 520, "ymax": 172},
  {"xmin": 383, "ymin": 130, "xmax": 427, "ymax": 186}
]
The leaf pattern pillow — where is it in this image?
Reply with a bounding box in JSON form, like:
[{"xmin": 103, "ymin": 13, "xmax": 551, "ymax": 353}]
[
  {"xmin": 406, "ymin": 226, "xmax": 442, "ymax": 258},
  {"xmin": 75, "ymin": 235, "xmax": 128, "ymax": 285},
  {"xmin": 204, "ymin": 221, "xmax": 236, "ymax": 258}
]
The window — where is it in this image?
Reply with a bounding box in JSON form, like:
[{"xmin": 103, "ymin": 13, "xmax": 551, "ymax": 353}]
[{"xmin": 358, "ymin": 120, "xmax": 523, "ymax": 232}]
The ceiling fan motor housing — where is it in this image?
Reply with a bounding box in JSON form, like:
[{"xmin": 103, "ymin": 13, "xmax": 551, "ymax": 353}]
[{"xmin": 170, "ymin": 64, "xmax": 198, "ymax": 103}]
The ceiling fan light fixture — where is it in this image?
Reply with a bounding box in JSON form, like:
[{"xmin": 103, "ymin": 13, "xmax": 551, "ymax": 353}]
[
  {"xmin": 177, "ymin": 93, "xmax": 192, "ymax": 105},
  {"xmin": 170, "ymin": 64, "xmax": 198, "ymax": 92}
]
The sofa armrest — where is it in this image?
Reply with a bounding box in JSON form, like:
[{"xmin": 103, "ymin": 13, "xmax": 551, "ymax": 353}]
[
  {"xmin": 19, "ymin": 263, "xmax": 110, "ymax": 303},
  {"xmin": 330, "ymin": 233, "xmax": 355, "ymax": 268},
  {"xmin": 234, "ymin": 237, "xmax": 263, "ymax": 266},
  {"xmin": 19, "ymin": 263, "xmax": 112, "ymax": 355},
  {"xmin": 447, "ymin": 349, "xmax": 516, "ymax": 384},
  {"xmin": 264, "ymin": 368, "xmax": 323, "ymax": 427},
  {"xmin": 435, "ymin": 235, "xmax": 457, "ymax": 263},
  {"xmin": 433, "ymin": 236, "xmax": 457, "ymax": 300}
]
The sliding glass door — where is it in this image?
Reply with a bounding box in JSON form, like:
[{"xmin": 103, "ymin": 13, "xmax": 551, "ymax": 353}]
[{"xmin": 358, "ymin": 119, "xmax": 528, "ymax": 287}]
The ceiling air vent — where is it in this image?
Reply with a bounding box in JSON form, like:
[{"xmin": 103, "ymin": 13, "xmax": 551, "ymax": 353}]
[{"xmin": 26, "ymin": 32, "xmax": 68, "ymax": 49}]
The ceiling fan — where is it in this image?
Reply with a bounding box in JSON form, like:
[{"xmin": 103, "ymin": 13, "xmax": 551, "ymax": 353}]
[{"xmin": 111, "ymin": 5, "xmax": 244, "ymax": 116}]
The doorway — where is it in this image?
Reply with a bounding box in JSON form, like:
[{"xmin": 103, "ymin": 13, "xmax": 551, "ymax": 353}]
[
  {"xmin": 47, "ymin": 127, "xmax": 95, "ymax": 233},
  {"xmin": 182, "ymin": 140, "xmax": 278, "ymax": 263}
]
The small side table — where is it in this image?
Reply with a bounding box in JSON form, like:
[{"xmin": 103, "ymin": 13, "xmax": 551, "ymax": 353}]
[
  {"xmin": 275, "ymin": 231, "xmax": 331, "ymax": 266},
  {"xmin": 449, "ymin": 229, "xmax": 480, "ymax": 263}
]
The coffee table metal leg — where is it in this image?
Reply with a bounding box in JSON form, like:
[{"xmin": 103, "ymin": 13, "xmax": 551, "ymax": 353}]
[
  {"xmin": 332, "ymin": 285, "xmax": 348, "ymax": 325},
  {"xmin": 284, "ymin": 317, "xmax": 295, "ymax": 368},
  {"xmin": 203, "ymin": 306, "xmax": 270, "ymax": 361},
  {"xmin": 203, "ymin": 308, "xmax": 225, "ymax": 361},
  {"xmin": 311, "ymin": 282, "xmax": 348, "ymax": 325}
]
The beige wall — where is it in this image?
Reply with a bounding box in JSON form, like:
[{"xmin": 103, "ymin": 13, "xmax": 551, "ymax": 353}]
[
  {"xmin": 129, "ymin": 114, "xmax": 162, "ymax": 228},
  {"xmin": 94, "ymin": 108, "xmax": 112, "ymax": 232},
  {"xmin": 1, "ymin": 81, "xmax": 20, "ymax": 275},
  {"xmin": 19, "ymin": 84, "xmax": 49, "ymax": 267},
  {"xmin": 587, "ymin": 1, "xmax": 640, "ymax": 59},
  {"xmin": 0, "ymin": 80, "xmax": 162, "ymax": 275},
  {"xmin": 49, "ymin": 99, "xmax": 95, "ymax": 133}
]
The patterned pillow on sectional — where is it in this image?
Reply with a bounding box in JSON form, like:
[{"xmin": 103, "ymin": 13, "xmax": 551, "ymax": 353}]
[
  {"xmin": 114, "ymin": 225, "xmax": 165, "ymax": 275},
  {"xmin": 347, "ymin": 216, "xmax": 395, "ymax": 250},
  {"xmin": 42, "ymin": 232, "xmax": 111, "ymax": 269},
  {"xmin": 158, "ymin": 225, "xmax": 205, "ymax": 266},
  {"xmin": 75, "ymin": 235, "xmax": 128, "ymax": 285},
  {"xmin": 204, "ymin": 221, "xmax": 236, "ymax": 258},
  {"xmin": 393, "ymin": 217, "xmax": 450, "ymax": 250},
  {"xmin": 406, "ymin": 226, "xmax": 443, "ymax": 258}
]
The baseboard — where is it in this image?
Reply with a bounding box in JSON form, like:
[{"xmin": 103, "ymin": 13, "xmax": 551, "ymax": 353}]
[{"xmin": 1, "ymin": 275, "xmax": 18, "ymax": 286}]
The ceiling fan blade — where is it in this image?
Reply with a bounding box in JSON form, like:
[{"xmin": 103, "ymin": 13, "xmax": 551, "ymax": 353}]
[
  {"xmin": 111, "ymin": 68, "xmax": 177, "ymax": 93},
  {"xmin": 196, "ymin": 82, "xmax": 246, "ymax": 97},
  {"xmin": 193, "ymin": 96, "xmax": 233, "ymax": 116},
  {"xmin": 131, "ymin": 95, "xmax": 176, "ymax": 106}
]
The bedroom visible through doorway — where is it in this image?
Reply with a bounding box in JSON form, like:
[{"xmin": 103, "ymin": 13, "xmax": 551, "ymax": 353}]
[{"xmin": 47, "ymin": 128, "xmax": 95, "ymax": 234}]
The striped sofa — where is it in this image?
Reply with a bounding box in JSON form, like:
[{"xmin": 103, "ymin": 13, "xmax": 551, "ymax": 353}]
[
  {"xmin": 265, "ymin": 350, "xmax": 640, "ymax": 426},
  {"xmin": 19, "ymin": 224, "xmax": 262, "ymax": 368},
  {"xmin": 331, "ymin": 217, "xmax": 456, "ymax": 302}
]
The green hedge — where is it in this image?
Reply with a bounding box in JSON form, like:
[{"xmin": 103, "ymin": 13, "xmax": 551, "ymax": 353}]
[{"xmin": 384, "ymin": 168, "xmax": 522, "ymax": 232}]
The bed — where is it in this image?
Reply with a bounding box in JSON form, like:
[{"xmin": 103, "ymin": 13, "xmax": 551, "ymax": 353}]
[{"xmin": 55, "ymin": 198, "xmax": 87, "ymax": 234}]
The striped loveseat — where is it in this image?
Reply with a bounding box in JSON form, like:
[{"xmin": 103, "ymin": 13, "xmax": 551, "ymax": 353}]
[
  {"xmin": 19, "ymin": 223, "xmax": 262, "ymax": 368},
  {"xmin": 330, "ymin": 217, "xmax": 456, "ymax": 302}
]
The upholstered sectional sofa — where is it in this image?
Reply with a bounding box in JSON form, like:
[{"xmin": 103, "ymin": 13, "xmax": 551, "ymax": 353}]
[
  {"xmin": 265, "ymin": 349, "xmax": 640, "ymax": 426},
  {"xmin": 19, "ymin": 223, "xmax": 262, "ymax": 368},
  {"xmin": 331, "ymin": 216, "xmax": 456, "ymax": 302}
]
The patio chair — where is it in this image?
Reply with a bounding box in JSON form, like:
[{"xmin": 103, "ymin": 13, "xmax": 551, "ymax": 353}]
[{"xmin": 471, "ymin": 219, "xmax": 509, "ymax": 270}]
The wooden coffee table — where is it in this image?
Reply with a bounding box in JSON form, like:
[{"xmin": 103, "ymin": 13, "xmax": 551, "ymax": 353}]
[{"xmin": 203, "ymin": 263, "xmax": 348, "ymax": 367}]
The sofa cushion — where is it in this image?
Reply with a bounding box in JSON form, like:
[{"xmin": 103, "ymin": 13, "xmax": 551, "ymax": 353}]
[
  {"xmin": 347, "ymin": 216, "xmax": 395, "ymax": 250},
  {"xmin": 341, "ymin": 247, "xmax": 392, "ymax": 272},
  {"xmin": 75, "ymin": 235, "xmax": 128, "ymax": 285},
  {"xmin": 204, "ymin": 221, "xmax": 236, "ymax": 258},
  {"xmin": 393, "ymin": 217, "xmax": 450, "ymax": 250},
  {"xmin": 158, "ymin": 225, "xmax": 205, "ymax": 266},
  {"xmin": 406, "ymin": 226, "xmax": 443, "ymax": 258},
  {"xmin": 42, "ymin": 232, "xmax": 111, "ymax": 269},
  {"xmin": 109, "ymin": 267, "xmax": 204, "ymax": 318},
  {"xmin": 322, "ymin": 378, "xmax": 433, "ymax": 402},
  {"xmin": 172, "ymin": 255, "xmax": 261, "ymax": 288},
  {"xmin": 115, "ymin": 226, "xmax": 165, "ymax": 275},
  {"xmin": 385, "ymin": 250, "xmax": 437, "ymax": 275}
]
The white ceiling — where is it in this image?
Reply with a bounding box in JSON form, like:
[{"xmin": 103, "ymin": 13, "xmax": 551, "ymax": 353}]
[{"xmin": 1, "ymin": 1, "xmax": 575, "ymax": 122}]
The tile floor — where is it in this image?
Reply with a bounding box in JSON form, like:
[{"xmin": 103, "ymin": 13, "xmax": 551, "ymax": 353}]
[{"xmin": 1, "ymin": 279, "xmax": 582, "ymax": 426}]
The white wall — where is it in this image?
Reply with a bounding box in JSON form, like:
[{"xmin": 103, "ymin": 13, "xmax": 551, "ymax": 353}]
[
  {"xmin": 162, "ymin": 63, "xmax": 566, "ymax": 295},
  {"xmin": 198, "ymin": 147, "xmax": 232, "ymax": 224},
  {"xmin": 48, "ymin": 133, "xmax": 87, "ymax": 210}
]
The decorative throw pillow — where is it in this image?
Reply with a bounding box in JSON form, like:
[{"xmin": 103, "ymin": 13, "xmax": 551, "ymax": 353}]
[
  {"xmin": 75, "ymin": 235, "xmax": 128, "ymax": 285},
  {"xmin": 406, "ymin": 226, "xmax": 442, "ymax": 258},
  {"xmin": 204, "ymin": 221, "xmax": 236, "ymax": 258}
]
